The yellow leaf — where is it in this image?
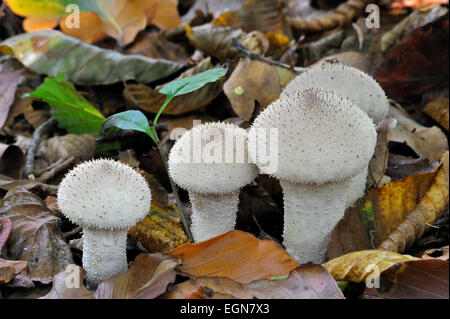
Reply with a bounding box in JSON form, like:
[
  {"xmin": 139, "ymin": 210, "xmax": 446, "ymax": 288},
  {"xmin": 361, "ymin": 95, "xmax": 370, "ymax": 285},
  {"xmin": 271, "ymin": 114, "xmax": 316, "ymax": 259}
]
[
  {"xmin": 423, "ymin": 98, "xmax": 449, "ymax": 131},
  {"xmin": 323, "ymin": 250, "xmax": 418, "ymax": 283}
]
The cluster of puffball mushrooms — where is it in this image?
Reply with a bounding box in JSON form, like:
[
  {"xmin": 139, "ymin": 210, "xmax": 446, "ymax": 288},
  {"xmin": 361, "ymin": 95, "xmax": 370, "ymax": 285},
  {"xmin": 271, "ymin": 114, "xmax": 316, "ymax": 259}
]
[{"xmin": 57, "ymin": 61, "xmax": 388, "ymax": 286}]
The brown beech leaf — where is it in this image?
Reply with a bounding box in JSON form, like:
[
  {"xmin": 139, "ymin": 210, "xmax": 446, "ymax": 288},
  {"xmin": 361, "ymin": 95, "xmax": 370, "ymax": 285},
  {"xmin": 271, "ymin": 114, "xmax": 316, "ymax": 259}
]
[
  {"xmin": 160, "ymin": 279, "xmax": 206, "ymax": 299},
  {"xmin": 224, "ymin": 58, "xmax": 295, "ymax": 121},
  {"xmin": 95, "ymin": 253, "xmax": 178, "ymax": 299},
  {"xmin": 123, "ymin": 57, "xmax": 224, "ymax": 115},
  {"xmin": 328, "ymin": 155, "xmax": 446, "ymax": 259},
  {"xmin": 160, "ymin": 114, "xmax": 218, "ymax": 137},
  {"xmin": 388, "ymin": 105, "xmax": 448, "ymax": 161},
  {"xmin": 0, "ymin": 144, "xmax": 25, "ymax": 179},
  {"xmin": 41, "ymin": 265, "xmax": 95, "ymax": 299},
  {"xmin": 373, "ymin": 14, "xmax": 449, "ymax": 100},
  {"xmin": 166, "ymin": 230, "xmax": 298, "ymax": 284},
  {"xmin": 124, "ymin": 32, "xmax": 189, "ymax": 64},
  {"xmin": 0, "ymin": 218, "xmax": 13, "ymax": 251},
  {"xmin": 364, "ymin": 259, "xmax": 449, "ymax": 299},
  {"xmin": 423, "ymin": 98, "xmax": 449, "ymax": 131},
  {"xmin": 0, "ymin": 258, "xmax": 28, "ymax": 284},
  {"xmin": 386, "ymin": 154, "xmax": 440, "ymax": 181},
  {"xmin": 0, "ymin": 67, "xmax": 23, "ymax": 129},
  {"xmin": 0, "ymin": 187, "xmax": 73, "ymax": 283},
  {"xmin": 196, "ymin": 264, "xmax": 344, "ymax": 299},
  {"xmin": 378, "ymin": 152, "xmax": 449, "ymax": 253},
  {"xmin": 323, "ymin": 250, "xmax": 418, "ymax": 283}
]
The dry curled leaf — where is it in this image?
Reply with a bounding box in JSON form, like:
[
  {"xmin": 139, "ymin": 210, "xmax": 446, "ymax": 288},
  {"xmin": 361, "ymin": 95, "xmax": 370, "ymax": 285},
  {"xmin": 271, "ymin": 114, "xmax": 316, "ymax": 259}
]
[
  {"xmin": 422, "ymin": 245, "xmax": 449, "ymax": 260},
  {"xmin": 328, "ymin": 158, "xmax": 443, "ymax": 259},
  {"xmin": 423, "ymin": 98, "xmax": 449, "ymax": 131},
  {"xmin": 161, "ymin": 279, "xmax": 206, "ymax": 299},
  {"xmin": 364, "ymin": 259, "xmax": 449, "ymax": 299},
  {"xmin": 323, "ymin": 250, "xmax": 418, "ymax": 283},
  {"xmin": 0, "ymin": 67, "xmax": 23, "ymax": 129},
  {"xmin": 288, "ymin": 0, "xmax": 368, "ymax": 33},
  {"xmin": 224, "ymin": 58, "xmax": 295, "ymax": 121},
  {"xmin": 40, "ymin": 265, "xmax": 94, "ymax": 299},
  {"xmin": 95, "ymin": 253, "xmax": 178, "ymax": 299},
  {"xmin": 0, "ymin": 144, "xmax": 25, "ymax": 179},
  {"xmin": 196, "ymin": 264, "xmax": 344, "ymax": 299},
  {"xmin": 0, "ymin": 187, "xmax": 73, "ymax": 284},
  {"xmin": 166, "ymin": 230, "xmax": 298, "ymax": 284},
  {"xmin": 378, "ymin": 152, "xmax": 449, "ymax": 253}
]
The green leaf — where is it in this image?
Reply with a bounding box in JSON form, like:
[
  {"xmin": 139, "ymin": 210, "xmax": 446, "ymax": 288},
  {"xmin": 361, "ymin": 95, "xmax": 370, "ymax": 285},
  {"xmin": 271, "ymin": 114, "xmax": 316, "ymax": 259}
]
[
  {"xmin": 160, "ymin": 65, "xmax": 228, "ymax": 98},
  {"xmin": 0, "ymin": 30, "xmax": 183, "ymax": 85},
  {"xmin": 98, "ymin": 110, "xmax": 154, "ymax": 141},
  {"xmin": 154, "ymin": 65, "xmax": 227, "ymax": 125},
  {"xmin": 25, "ymin": 74, "xmax": 105, "ymax": 134}
]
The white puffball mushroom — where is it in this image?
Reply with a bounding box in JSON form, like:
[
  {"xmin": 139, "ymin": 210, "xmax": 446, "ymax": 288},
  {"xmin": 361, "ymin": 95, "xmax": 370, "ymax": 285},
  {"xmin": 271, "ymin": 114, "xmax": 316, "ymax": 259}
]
[
  {"xmin": 248, "ymin": 88, "xmax": 377, "ymax": 263},
  {"xmin": 282, "ymin": 61, "xmax": 389, "ymax": 124},
  {"xmin": 168, "ymin": 122, "xmax": 258, "ymax": 242},
  {"xmin": 57, "ymin": 159, "xmax": 151, "ymax": 285}
]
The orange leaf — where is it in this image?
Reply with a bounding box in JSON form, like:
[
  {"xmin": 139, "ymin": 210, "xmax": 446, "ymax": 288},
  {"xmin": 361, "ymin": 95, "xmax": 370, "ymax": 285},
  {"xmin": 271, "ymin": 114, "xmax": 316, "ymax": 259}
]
[{"xmin": 166, "ymin": 230, "xmax": 298, "ymax": 284}]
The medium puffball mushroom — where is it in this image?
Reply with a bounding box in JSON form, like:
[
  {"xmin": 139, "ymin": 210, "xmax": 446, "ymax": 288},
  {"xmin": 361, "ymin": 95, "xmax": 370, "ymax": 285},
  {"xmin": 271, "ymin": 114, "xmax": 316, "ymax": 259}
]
[
  {"xmin": 282, "ymin": 61, "xmax": 389, "ymax": 124},
  {"xmin": 248, "ymin": 88, "xmax": 376, "ymax": 263},
  {"xmin": 57, "ymin": 159, "xmax": 151, "ymax": 285},
  {"xmin": 168, "ymin": 122, "xmax": 258, "ymax": 242}
]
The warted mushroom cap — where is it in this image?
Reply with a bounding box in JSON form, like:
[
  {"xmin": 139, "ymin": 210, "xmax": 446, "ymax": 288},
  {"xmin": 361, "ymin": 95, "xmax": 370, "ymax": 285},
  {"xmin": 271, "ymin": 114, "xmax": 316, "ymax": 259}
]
[
  {"xmin": 282, "ymin": 61, "xmax": 389, "ymax": 124},
  {"xmin": 168, "ymin": 122, "xmax": 258, "ymax": 195},
  {"xmin": 57, "ymin": 159, "xmax": 151, "ymax": 230},
  {"xmin": 249, "ymin": 88, "xmax": 377, "ymax": 184}
]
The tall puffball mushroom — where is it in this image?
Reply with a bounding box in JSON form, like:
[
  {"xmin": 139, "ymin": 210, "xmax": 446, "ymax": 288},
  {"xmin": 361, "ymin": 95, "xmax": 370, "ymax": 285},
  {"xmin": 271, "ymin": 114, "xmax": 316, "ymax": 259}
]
[
  {"xmin": 57, "ymin": 159, "xmax": 151, "ymax": 285},
  {"xmin": 282, "ymin": 61, "xmax": 389, "ymax": 124},
  {"xmin": 168, "ymin": 122, "xmax": 258, "ymax": 242},
  {"xmin": 248, "ymin": 89, "xmax": 377, "ymax": 263}
]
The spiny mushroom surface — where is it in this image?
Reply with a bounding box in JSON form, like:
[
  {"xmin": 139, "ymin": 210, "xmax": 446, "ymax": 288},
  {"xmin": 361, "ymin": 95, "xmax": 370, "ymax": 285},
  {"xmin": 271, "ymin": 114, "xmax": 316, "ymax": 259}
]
[
  {"xmin": 281, "ymin": 61, "xmax": 389, "ymax": 124},
  {"xmin": 168, "ymin": 122, "xmax": 258, "ymax": 242},
  {"xmin": 57, "ymin": 159, "xmax": 151, "ymax": 286},
  {"xmin": 248, "ymin": 88, "xmax": 376, "ymax": 263}
]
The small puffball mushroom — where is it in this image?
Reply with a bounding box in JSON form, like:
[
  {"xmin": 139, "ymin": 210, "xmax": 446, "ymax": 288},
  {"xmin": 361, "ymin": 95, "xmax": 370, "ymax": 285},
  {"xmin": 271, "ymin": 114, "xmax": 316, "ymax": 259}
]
[
  {"xmin": 248, "ymin": 88, "xmax": 377, "ymax": 263},
  {"xmin": 168, "ymin": 122, "xmax": 258, "ymax": 242},
  {"xmin": 57, "ymin": 159, "xmax": 151, "ymax": 285},
  {"xmin": 282, "ymin": 61, "xmax": 389, "ymax": 124}
]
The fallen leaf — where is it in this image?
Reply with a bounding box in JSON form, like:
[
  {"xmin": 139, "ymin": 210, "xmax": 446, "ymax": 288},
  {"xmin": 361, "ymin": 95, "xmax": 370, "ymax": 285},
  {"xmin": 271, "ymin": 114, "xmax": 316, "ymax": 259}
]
[
  {"xmin": 0, "ymin": 258, "xmax": 28, "ymax": 284},
  {"xmin": 0, "ymin": 30, "xmax": 183, "ymax": 85},
  {"xmin": 364, "ymin": 259, "xmax": 449, "ymax": 299},
  {"xmin": 146, "ymin": 0, "xmax": 181, "ymax": 30},
  {"xmin": 223, "ymin": 58, "xmax": 296, "ymax": 121},
  {"xmin": 0, "ymin": 67, "xmax": 23, "ymax": 129},
  {"xmin": 0, "ymin": 187, "xmax": 73, "ymax": 283},
  {"xmin": 123, "ymin": 57, "xmax": 224, "ymax": 115},
  {"xmin": 196, "ymin": 264, "xmax": 344, "ymax": 299},
  {"xmin": 161, "ymin": 279, "xmax": 206, "ymax": 299},
  {"xmin": 124, "ymin": 32, "xmax": 189, "ymax": 63},
  {"xmin": 95, "ymin": 253, "xmax": 178, "ymax": 299},
  {"xmin": 388, "ymin": 105, "xmax": 448, "ymax": 161},
  {"xmin": 386, "ymin": 154, "xmax": 440, "ymax": 180},
  {"xmin": 390, "ymin": 0, "xmax": 448, "ymax": 11},
  {"xmin": 373, "ymin": 13, "xmax": 449, "ymax": 100},
  {"xmin": 0, "ymin": 144, "xmax": 25, "ymax": 179},
  {"xmin": 166, "ymin": 230, "xmax": 298, "ymax": 284},
  {"xmin": 323, "ymin": 250, "xmax": 418, "ymax": 283},
  {"xmin": 40, "ymin": 265, "xmax": 95, "ymax": 299},
  {"xmin": 422, "ymin": 245, "xmax": 449, "ymax": 260},
  {"xmin": 378, "ymin": 152, "xmax": 449, "ymax": 253},
  {"xmin": 328, "ymin": 157, "xmax": 444, "ymax": 259},
  {"xmin": 423, "ymin": 98, "xmax": 449, "ymax": 131},
  {"xmin": 0, "ymin": 219, "xmax": 13, "ymax": 251}
]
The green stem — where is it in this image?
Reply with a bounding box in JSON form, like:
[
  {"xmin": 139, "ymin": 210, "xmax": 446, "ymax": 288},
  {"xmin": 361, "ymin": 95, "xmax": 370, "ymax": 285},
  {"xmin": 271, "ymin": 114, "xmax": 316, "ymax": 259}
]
[
  {"xmin": 153, "ymin": 96, "xmax": 173, "ymax": 127},
  {"xmin": 150, "ymin": 126, "xmax": 194, "ymax": 242}
]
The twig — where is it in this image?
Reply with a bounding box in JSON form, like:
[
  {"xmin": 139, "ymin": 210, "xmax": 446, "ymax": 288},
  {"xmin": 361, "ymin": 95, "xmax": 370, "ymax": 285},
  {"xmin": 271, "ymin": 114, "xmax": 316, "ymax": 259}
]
[
  {"xmin": 37, "ymin": 157, "xmax": 76, "ymax": 182},
  {"xmin": 24, "ymin": 117, "xmax": 58, "ymax": 178},
  {"xmin": 150, "ymin": 126, "xmax": 194, "ymax": 242},
  {"xmin": 63, "ymin": 226, "xmax": 82, "ymax": 240},
  {"xmin": 231, "ymin": 38, "xmax": 305, "ymax": 74}
]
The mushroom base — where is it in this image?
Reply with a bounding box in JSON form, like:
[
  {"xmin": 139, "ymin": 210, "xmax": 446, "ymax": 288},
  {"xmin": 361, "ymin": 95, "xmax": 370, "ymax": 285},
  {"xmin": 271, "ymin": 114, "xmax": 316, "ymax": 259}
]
[
  {"xmin": 82, "ymin": 228, "xmax": 128, "ymax": 286},
  {"xmin": 280, "ymin": 179, "xmax": 349, "ymax": 264},
  {"xmin": 189, "ymin": 191, "xmax": 240, "ymax": 242}
]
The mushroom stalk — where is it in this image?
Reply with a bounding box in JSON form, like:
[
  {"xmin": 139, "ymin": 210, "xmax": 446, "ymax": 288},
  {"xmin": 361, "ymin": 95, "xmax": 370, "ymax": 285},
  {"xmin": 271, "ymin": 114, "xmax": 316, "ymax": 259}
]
[
  {"xmin": 189, "ymin": 191, "xmax": 239, "ymax": 242},
  {"xmin": 82, "ymin": 229, "xmax": 128, "ymax": 285},
  {"xmin": 280, "ymin": 179, "xmax": 349, "ymax": 264}
]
